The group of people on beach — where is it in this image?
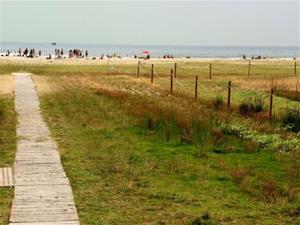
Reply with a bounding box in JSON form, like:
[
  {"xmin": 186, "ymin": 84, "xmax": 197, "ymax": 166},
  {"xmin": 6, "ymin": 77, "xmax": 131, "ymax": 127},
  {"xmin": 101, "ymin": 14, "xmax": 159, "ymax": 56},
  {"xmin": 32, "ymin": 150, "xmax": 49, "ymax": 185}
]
[
  {"xmin": 5, "ymin": 48, "xmax": 41, "ymax": 58},
  {"xmin": 68, "ymin": 49, "xmax": 88, "ymax": 58},
  {"xmin": 242, "ymin": 54, "xmax": 266, "ymax": 60},
  {"xmin": 163, "ymin": 54, "xmax": 174, "ymax": 59},
  {"xmin": 45, "ymin": 49, "xmax": 89, "ymax": 59}
]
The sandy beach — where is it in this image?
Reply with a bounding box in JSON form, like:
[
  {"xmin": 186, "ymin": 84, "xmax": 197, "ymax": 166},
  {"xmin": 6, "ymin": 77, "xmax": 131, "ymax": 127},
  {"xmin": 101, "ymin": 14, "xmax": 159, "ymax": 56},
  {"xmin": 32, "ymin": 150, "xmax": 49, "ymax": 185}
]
[{"xmin": 0, "ymin": 55, "xmax": 298, "ymax": 66}]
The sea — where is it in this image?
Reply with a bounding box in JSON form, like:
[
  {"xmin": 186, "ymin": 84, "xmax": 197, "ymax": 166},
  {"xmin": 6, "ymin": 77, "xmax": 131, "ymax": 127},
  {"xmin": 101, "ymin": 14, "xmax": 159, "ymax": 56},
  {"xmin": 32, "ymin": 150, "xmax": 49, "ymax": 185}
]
[{"xmin": 0, "ymin": 42, "xmax": 299, "ymax": 58}]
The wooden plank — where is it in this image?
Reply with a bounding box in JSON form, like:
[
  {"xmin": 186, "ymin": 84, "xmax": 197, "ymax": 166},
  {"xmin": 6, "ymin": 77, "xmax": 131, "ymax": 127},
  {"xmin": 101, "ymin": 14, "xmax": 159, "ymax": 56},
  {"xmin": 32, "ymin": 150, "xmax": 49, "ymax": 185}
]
[
  {"xmin": 0, "ymin": 167, "xmax": 14, "ymax": 187},
  {"xmin": 3, "ymin": 167, "xmax": 8, "ymax": 186},
  {"xmin": 7, "ymin": 168, "xmax": 11, "ymax": 186},
  {"xmin": 10, "ymin": 221, "xmax": 79, "ymax": 225},
  {"xmin": 0, "ymin": 168, "xmax": 4, "ymax": 186}
]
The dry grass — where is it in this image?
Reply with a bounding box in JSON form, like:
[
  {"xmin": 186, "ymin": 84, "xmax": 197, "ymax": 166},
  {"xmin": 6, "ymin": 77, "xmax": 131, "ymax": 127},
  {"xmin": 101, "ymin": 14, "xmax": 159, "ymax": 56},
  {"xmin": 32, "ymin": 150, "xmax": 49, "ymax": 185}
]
[
  {"xmin": 0, "ymin": 75, "xmax": 14, "ymax": 96},
  {"xmin": 32, "ymin": 75, "xmax": 60, "ymax": 94}
]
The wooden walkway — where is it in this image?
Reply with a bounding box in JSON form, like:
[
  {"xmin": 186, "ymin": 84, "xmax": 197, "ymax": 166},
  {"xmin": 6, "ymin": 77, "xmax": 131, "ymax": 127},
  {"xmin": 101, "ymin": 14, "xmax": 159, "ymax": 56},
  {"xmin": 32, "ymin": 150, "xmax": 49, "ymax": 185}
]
[{"xmin": 10, "ymin": 73, "xmax": 79, "ymax": 225}]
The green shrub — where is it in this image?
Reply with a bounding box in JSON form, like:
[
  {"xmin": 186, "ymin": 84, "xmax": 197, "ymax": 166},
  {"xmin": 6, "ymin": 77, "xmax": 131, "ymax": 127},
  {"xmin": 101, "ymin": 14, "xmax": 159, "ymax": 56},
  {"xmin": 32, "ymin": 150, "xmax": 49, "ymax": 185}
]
[
  {"xmin": 282, "ymin": 107, "xmax": 300, "ymax": 132},
  {"xmin": 250, "ymin": 97, "xmax": 265, "ymax": 113},
  {"xmin": 239, "ymin": 97, "xmax": 265, "ymax": 115},
  {"xmin": 239, "ymin": 101, "xmax": 250, "ymax": 115}
]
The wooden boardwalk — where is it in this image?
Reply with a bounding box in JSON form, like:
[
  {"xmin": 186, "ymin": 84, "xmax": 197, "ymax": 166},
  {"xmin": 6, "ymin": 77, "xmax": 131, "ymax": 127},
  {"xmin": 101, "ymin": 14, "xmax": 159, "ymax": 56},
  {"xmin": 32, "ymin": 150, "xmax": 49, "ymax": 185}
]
[{"xmin": 10, "ymin": 73, "xmax": 79, "ymax": 225}]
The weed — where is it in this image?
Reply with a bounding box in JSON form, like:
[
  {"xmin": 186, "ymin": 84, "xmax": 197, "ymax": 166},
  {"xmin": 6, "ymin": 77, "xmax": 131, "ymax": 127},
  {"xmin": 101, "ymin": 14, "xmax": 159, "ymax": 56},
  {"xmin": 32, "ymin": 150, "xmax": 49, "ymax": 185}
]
[
  {"xmin": 213, "ymin": 95, "xmax": 223, "ymax": 110},
  {"xmin": 190, "ymin": 211, "xmax": 216, "ymax": 225}
]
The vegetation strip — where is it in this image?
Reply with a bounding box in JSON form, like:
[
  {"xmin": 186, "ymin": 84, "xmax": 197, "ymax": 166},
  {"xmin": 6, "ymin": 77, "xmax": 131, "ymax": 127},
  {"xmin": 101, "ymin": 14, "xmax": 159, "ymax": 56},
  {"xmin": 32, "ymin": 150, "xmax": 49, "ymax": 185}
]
[
  {"xmin": 0, "ymin": 86, "xmax": 17, "ymax": 225},
  {"xmin": 37, "ymin": 74, "xmax": 299, "ymax": 224}
]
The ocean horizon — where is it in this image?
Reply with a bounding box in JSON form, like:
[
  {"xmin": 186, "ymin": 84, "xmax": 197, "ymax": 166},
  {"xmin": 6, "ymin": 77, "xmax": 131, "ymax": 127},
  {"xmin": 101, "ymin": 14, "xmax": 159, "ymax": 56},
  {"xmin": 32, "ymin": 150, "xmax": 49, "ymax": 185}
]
[{"xmin": 1, "ymin": 41, "xmax": 299, "ymax": 58}]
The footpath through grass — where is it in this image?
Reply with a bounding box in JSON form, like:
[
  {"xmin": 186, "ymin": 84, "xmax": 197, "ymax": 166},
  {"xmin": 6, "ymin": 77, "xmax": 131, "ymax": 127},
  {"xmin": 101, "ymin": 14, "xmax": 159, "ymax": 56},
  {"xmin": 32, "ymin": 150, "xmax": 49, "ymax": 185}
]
[
  {"xmin": 0, "ymin": 97, "xmax": 17, "ymax": 225},
  {"xmin": 39, "ymin": 82, "xmax": 299, "ymax": 225}
]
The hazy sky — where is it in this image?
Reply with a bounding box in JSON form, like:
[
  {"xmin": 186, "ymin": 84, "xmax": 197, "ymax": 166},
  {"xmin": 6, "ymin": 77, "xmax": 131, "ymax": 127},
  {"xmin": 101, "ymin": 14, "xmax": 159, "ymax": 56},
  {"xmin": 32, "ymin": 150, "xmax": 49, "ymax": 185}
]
[{"xmin": 0, "ymin": 0, "xmax": 299, "ymax": 46}]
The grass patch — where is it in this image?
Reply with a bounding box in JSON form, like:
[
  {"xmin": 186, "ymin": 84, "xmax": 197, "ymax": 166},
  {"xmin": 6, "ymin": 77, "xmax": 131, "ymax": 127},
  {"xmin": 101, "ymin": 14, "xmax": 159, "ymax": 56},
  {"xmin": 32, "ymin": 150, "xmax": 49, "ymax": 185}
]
[
  {"xmin": 0, "ymin": 96, "xmax": 17, "ymax": 225},
  {"xmin": 0, "ymin": 97, "xmax": 17, "ymax": 166},
  {"xmin": 38, "ymin": 83, "xmax": 299, "ymax": 225},
  {"xmin": 0, "ymin": 189, "xmax": 13, "ymax": 225}
]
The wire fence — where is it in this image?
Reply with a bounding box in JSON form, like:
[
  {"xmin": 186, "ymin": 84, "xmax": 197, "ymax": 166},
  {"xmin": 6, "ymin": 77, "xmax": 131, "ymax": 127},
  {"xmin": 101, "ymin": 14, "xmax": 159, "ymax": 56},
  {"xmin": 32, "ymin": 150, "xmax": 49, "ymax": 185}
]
[
  {"xmin": 92, "ymin": 60, "xmax": 300, "ymax": 120},
  {"xmin": 101, "ymin": 60, "xmax": 298, "ymax": 80},
  {"xmin": 102, "ymin": 60, "xmax": 300, "ymax": 120}
]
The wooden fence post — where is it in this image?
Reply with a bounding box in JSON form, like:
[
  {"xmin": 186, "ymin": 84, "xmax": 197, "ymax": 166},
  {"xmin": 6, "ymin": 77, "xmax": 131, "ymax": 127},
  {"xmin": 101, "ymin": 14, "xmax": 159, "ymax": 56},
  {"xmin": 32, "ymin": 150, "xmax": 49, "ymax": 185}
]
[
  {"xmin": 209, "ymin": 63, "xmax": 212, "ymax": 79},
  {"xmin": 269, "ymin": 88, "xmax": 274, "ymax": 120},
  {"xmin": 248, "ymin": 61, "xmax": 251, "ymax": 77},
  {"xmin": 295, "ymin": 60, "xmax": 297, "ymax": 75},
  {"xmin": 151, "ymin": 64, "xmax": 154, "ymax": 84},
  {"xmin": 136, "ymin": 61, "xmax": 140, "ymax": 77},
  {"xmin": 174, "ymin": 63, "xmax": 177, "ymax": 78},
  {"xmin": 195, "ymin": 76, "xmax": 198, "ymax": 99},
  {"xmin": 170, "ymin": 69, "xmax": 173, "ymax": 93},
  {"xmin": 227, "ymin": 81, "xmax": 231, "ymax": 109}
]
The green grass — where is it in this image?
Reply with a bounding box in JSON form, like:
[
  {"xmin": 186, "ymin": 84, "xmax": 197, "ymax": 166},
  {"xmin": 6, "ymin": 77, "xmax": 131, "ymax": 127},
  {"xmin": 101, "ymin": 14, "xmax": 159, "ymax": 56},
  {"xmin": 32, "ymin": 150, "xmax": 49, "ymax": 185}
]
[
  {"xmin": 0, "ymin": 97, "xmax": 17, "ymax": 225},
  {"xmin": 0, "ymin": 60, "xmax": 298, "ymax": 78},
  {"xmin": 1, "ymin": 60, "xmax": 299, "ymax": 224},
  {"xmin": 39, "ymin": 85, "xmax": 300, "ymax": 225},
  {"xmin": 0, "ymin": 189, "xmax": 13, "ymax": 225}
]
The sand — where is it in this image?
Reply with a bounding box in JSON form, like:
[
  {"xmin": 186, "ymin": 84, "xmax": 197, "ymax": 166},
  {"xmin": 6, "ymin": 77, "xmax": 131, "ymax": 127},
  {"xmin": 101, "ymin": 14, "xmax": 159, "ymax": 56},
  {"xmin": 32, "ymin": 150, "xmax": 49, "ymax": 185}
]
[
  {"xmin": 0, "ymin": 55, "xmax": 298, "ymax": 66},
  {"xmin": 0, "ymin": 75, "xmax": 14, "ymax": 95}
]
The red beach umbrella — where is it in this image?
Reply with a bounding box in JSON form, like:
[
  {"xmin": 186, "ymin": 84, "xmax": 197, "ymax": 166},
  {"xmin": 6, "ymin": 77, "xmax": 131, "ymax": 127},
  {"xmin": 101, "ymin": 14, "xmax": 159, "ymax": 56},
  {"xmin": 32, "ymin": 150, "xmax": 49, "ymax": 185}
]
[{"xmin": 143, "ymin": 50, "xmax": 150, "ymax": 55}]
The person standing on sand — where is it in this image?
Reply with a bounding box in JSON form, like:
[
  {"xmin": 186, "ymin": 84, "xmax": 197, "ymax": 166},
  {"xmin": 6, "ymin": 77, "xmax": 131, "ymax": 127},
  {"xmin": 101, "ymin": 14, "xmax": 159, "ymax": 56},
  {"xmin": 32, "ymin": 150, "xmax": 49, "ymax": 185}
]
[
  {"xmin": 85, "ymin": 50, "xmax": 88, "ymax": 58},
  {"xmin": 23, "ymin": 48, "xmax": 28, "ymax": 57}
]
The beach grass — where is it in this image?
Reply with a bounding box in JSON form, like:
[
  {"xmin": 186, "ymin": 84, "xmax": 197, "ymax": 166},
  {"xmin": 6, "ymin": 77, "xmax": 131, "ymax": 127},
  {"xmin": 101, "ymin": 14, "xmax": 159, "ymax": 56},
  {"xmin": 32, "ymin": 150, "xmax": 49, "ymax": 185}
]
[
  {"xmin": 36, "ymin": 73, "xmax": 300, "ymax": 225},
  {"xmin": 0, "ymin": 96, "xmax": 17, "ymax": 225}
]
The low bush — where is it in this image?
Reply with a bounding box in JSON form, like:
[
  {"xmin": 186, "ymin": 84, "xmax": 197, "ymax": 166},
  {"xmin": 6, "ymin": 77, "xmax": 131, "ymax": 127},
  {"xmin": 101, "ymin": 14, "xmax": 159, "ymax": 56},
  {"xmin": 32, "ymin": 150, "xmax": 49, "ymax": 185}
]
[
  {"xmin": 239, "ymin": 97, "xmax": 265, "ymax": 115},
  {"xmin": 282, "ymin": 107, "xmax": 300, "ymax": 132}
]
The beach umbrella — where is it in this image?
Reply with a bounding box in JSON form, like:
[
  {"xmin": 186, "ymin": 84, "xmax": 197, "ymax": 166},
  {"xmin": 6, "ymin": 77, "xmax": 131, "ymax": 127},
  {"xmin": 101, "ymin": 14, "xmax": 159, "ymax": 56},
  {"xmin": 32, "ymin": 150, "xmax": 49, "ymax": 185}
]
[{"xmin": 143, "ymin": 50, "xmax": 150, "ymax": 55}]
